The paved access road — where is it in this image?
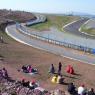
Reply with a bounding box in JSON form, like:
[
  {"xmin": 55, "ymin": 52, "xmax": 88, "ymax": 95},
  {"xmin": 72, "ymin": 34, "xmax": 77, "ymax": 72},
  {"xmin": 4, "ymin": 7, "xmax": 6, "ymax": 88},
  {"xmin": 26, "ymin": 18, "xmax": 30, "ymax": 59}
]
[
  {"xmin": 6, "ymin": 25, "xmax": 95, "ymax": 64},
  {"xmin": 64, "ymin": 18, "xmax": 95, "ymax": 39}
]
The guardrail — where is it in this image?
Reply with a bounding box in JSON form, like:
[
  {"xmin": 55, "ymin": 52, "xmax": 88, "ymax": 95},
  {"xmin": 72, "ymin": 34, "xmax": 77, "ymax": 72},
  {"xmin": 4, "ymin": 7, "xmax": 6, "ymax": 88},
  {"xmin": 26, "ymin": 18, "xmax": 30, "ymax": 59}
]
[{"xmin": 16, "ymin": 23, "xmax": 95, "ymax": 54}]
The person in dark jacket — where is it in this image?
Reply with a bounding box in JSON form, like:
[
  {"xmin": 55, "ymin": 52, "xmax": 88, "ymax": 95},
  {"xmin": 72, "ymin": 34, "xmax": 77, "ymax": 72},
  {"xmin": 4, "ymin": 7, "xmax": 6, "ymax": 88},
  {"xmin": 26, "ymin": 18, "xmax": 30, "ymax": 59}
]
[
  {"xmin": 49, "ymin": 64, "xmax": 55, "ymax": 74},
  {"xmin": 88, "ymin": 88, "xmax": 95, "ymax": 95},
  {"xmin": 2, "ymin": 68, "xmax": 8, "ymax": 79},
  {"xmin": 22, "ymin": 65, "xmax": 28, "ymax": 73},
  {"xmin": 68, "ymin": 83, "xmax": 76, "ymax": 95},
  {"xmin": 58, "ymin": 62, "xmax": 62, "ymax": 75},
  {"xmin": 21, "ymin": 79, "xmax": 29, "ymax": 87}
]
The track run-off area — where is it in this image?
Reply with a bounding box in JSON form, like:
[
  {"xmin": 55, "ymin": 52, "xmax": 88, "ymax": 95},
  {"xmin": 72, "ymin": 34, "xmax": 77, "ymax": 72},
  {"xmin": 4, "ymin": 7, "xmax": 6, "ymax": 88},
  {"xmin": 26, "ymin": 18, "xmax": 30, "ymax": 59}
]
[{"xmin": 6, "ymin": 14, "xmax": 95, "ymax": 64}]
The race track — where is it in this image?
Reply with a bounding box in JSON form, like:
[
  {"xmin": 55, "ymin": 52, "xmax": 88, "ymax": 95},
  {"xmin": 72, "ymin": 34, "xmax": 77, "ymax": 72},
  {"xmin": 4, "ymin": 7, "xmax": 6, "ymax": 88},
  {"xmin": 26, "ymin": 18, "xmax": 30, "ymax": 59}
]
[{"xmin": 5, "ymin": 14, "xmax": 95, "ymax": 64}]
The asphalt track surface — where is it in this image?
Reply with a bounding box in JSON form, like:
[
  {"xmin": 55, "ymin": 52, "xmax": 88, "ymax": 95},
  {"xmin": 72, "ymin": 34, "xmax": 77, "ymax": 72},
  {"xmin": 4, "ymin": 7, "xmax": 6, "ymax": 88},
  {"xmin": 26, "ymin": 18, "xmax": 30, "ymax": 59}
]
[{"xmin": 64, "ymin": 18, "xmax": 95, "ymax": 39}]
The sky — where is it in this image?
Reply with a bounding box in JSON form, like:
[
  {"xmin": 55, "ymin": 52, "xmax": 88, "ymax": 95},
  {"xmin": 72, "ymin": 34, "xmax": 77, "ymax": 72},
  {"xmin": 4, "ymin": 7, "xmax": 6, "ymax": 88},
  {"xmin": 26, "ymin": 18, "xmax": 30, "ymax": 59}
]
[{"xmin": 0, "ymin": 0, "xmax": 95, "ymax": 15}]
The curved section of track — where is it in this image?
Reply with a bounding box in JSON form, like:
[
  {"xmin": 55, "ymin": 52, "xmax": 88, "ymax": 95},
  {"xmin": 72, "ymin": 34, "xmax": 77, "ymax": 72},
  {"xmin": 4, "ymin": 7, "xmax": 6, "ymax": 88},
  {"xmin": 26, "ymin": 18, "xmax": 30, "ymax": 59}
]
[
  {"xmin": 6, "ymin": 24, "xmax": 95, "ymax": 64},
  {"xmin": 63, "ymin": 18, "xmax": 95, "ymax": 39},
  {"xmin": 26, "ymin": 14, "xmax": 46, "ymax": 26},
  {"xmin": 5, "ymin": 14, "xmax": 95, "ymax": 64}
]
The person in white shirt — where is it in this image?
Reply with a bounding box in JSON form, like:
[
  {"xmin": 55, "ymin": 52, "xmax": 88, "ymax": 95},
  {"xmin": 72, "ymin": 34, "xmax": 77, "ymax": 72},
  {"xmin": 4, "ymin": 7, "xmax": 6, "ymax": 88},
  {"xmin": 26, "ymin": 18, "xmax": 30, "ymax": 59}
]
[
  {"xmin": 29, "ymin": 80, "xmax": 39, "ymax": 89},
  {"xmin": 78, "ymin": 85, "xmax": 86, "ymax": 95}
]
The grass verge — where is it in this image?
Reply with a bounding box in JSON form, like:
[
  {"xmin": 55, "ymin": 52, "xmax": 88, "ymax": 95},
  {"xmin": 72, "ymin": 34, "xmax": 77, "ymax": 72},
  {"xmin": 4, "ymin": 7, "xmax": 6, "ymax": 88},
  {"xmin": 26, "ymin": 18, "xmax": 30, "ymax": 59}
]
[
  {"xmin": 80, "ymin": 25, "xmax": 95, "ymax": 36},
  {"xmin": 29, "ymin": 15, "xmax": 80, "ymax": 31}
]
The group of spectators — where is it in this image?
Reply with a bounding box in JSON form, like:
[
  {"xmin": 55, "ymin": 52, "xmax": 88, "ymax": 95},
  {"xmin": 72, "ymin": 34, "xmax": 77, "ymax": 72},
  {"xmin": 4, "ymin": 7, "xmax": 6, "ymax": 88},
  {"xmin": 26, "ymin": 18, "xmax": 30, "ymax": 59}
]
[
  {"xmin": 21, "ymin": 78, "xmax": 39, "ymax": 90},
  {"xmin": 21, "ymin": 65, "xmax": 38, "ymax": 74},
  {"xmin": 51, "ymin": 74, "xmax": 64, "ymax": 84},
  {"xmin": 0, "ymin": 67, "xmax": 48, "ymax": 95},
  {"xmin": 49, "ymin": 62, "xmax": 62, "ymax": 75},
  {"xmin": 49, "ymin": 62, "xmax": 95, "ymax": 95},
  {"xmin": 49, "ymin": 62, "xmax": 74, "ymax": 85},
  {"xmin": 0, "ymin": 65, "xmax": 95, "ymax": 95},
  {"xmin": 68, "ymin": 83, "xmax": 95, "ymax": 95},
  {"xmin": 49, "ymin": 62, "xmax": 74, "ymax": 75}
]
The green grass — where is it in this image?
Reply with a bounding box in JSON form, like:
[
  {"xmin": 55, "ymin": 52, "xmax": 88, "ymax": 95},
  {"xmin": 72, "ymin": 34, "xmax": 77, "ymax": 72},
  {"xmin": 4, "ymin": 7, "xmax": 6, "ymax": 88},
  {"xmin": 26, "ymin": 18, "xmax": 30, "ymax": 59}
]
[
  {"xmin": 29, "ymin": 15, "xmax": 80, "ymax": 31},
  {"xmin": 80, "ymin": 25, "xmax": 95, "ymax": 35}
]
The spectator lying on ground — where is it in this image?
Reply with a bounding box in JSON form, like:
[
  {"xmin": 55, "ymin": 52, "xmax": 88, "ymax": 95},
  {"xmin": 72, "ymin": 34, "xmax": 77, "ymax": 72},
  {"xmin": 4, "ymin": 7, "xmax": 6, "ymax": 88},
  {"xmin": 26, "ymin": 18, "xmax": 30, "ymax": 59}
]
[{"xmin": 21, "ymin": 65, "xmax": 38, "ymax": 74}]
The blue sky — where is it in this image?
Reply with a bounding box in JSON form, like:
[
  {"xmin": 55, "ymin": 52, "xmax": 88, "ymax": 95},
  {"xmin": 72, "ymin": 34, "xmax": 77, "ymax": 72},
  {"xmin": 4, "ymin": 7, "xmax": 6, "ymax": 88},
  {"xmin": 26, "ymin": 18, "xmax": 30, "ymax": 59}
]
[{"xmin": 0, "ymin": 0, "xmax": 95, "ymax": 15}]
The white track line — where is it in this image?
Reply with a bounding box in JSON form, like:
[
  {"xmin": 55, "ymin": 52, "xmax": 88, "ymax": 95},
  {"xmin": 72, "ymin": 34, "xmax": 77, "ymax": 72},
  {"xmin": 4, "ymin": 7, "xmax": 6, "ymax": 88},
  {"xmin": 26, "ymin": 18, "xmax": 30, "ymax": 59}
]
[
  {"xmin": 78, "ymin": 19, "xmax": 95, "ymax": 37},
  {"xmin": 63, "ymin": 20, "xmax": 80, "ymax": 28}
]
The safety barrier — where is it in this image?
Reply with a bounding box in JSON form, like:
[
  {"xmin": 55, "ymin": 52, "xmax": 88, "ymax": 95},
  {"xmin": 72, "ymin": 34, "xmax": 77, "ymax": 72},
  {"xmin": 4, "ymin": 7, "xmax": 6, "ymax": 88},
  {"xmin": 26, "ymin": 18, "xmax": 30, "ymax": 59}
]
[{"xmin": 16, "ymin": 23, "xmax": 95, "ymax": 55}]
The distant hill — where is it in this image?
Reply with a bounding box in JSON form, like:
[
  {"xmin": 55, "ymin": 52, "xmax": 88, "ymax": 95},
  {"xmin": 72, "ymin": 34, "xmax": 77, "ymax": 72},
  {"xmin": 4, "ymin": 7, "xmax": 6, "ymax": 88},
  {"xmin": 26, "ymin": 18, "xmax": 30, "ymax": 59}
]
[
  {"xmin": 51, "ymin": 12, "xmax": 95, "ymax": 18},
  {"xmin": 64, "ymin": 12, "xmax": 95, "ymax": 18},
  {"xmin": 0, "ymin": 9, "xmax": 36, "ymax": 23},
  {"xmin": 0, "ymin": 9, "xmax": 36, "ymax": 31}
]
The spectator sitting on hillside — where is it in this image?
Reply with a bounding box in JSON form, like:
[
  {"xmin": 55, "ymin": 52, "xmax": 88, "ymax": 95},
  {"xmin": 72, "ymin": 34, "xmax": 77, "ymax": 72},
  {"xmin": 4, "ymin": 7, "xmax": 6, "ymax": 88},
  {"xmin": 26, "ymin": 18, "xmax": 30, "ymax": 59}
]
[
  {"xmin": 56, "ymin": 74, "xmax": 64, "ymax": 84},
  {"xmin": 68, "ymin": 83, "xmax": 76, "ymax": 95},
  {"xmin": 21, "ymin": 79, "xmax": 29, "ymax": 87},
  {"xmin": 2, "ymin": 68, "xmax": 9, "ymax": 79},
  {"xmin": 70, "ymin": 66, "xmax": 74, "ymax": 74},
  {"xmin": 49, "ymin": 64, "xmax": 55, "ymax": 74},
  {"xmin": 29, "ymin": 80, "xmax": 39, "ymax": 89},
  {"xmin": 78, "ymin": 84, "xmax": 87, "ymax": 95},
  {"xmin": 51, "ymin": 74, "xmax": 58, "ymax": 83},
  {"xmin": 66, "ymin": 65, "xmax": 74, "ymax": 74},
  {"xmin": 22, "ymin": 65, "xmax": 28, "ymax": 73},
  {"xmin": 87, "ymin": 88, "xmax": 95, "ymax": 95}
]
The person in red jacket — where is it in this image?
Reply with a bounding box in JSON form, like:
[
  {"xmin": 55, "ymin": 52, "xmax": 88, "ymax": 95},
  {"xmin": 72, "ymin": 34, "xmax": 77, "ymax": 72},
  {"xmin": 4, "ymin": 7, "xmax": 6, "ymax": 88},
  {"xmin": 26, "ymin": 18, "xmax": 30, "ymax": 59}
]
[
  {"xmin": 66, "ymin": 65, "xmax": 71, "ymax": 73},
  {"xmin": 70, "ymin": 66, "xmax": 74, "ymax": 74},
  {"xmin": 66, "ymin": 65, "xmax": 74, "ymax": 74}
]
